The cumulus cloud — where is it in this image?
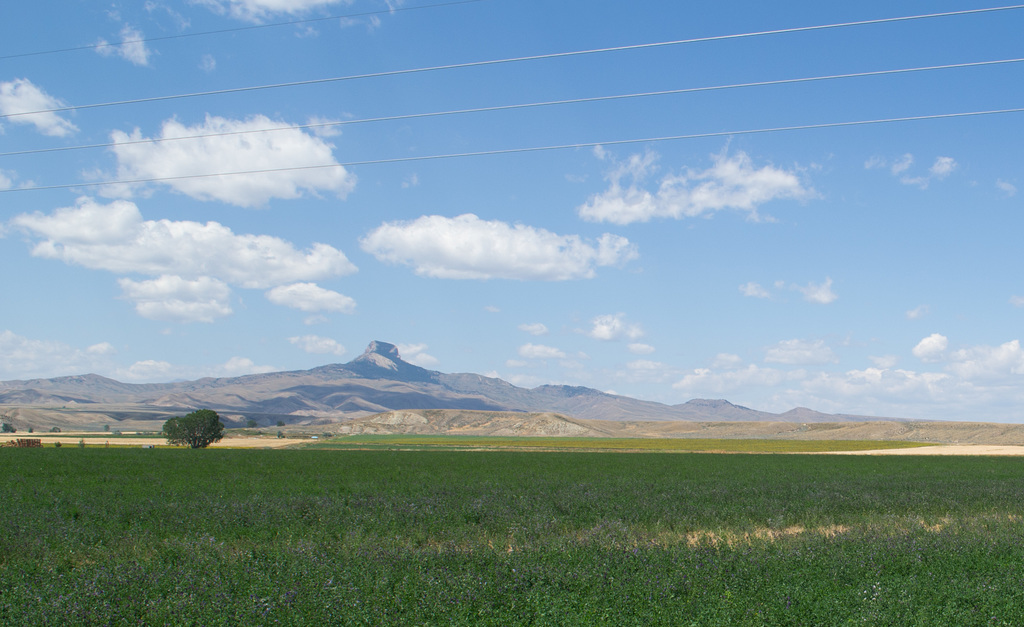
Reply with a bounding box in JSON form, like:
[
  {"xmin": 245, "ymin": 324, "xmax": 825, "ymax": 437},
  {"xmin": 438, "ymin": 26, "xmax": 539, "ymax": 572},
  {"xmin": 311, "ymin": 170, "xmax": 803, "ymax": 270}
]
[
  {"xmin": 518, "ymin": 343, "xmax": 566, "ymax": 359},
  {"xmin": 764, "ymin": 339, "xmax": 838, "ymax": 365},
  {"xmin": 912, "ymin": 333, "xmax": 948, "ymax": 362},
  {"xmin": 577, "ymin": 148, "xmax": 813, "ymax": 225},
  {"xmin": 519, "ymin": 323, "xmax": 549, "ymax": 336},
  {"xmin": 108, "ymin": 114, "xmax": 356, "ymax": 207},
  {"xmin": 195, "ymin": 0, "xmax": 349, "ymax": 22},
  {"xmin": 628, "ymin": 343, "xmax": 655, "ymax": 355},
  {"xmin": 947, "ymin": 340, "xmax": 1024, "ymax": 381},
  {"xmin": 361, "ymin": 214, "xmax": 636, "ymax": 280},
  {"xmin": 587, "ymin": 313, "xmax": 643, "ymax": 341},
  {"xmin": 1012, "ymin": 296, "xmax": 1024, "ymax": 308},
  {"xmin": 0, "ymin": 330, "xmax": 114, "ymax": 379},
  {"xmin": 11, "ymin": 197, "xmax": 356, "ymax": 322},
  {"xmin": 12, "ymin": 198, "xmax": 356, "ymax": 288},
  {"xmin": 288, "ymin": 335, "xmax": 345, "ymax": 356},
  {"xmin": 0, "ymin": 78, "xmax": 78, "ymax": 137},
  {"xmin": 397, "ymin": 343, "xmax": 440, "ymax": 368},
  {"xmin": 997, "ymin": 179, "xmax": 1017, "ymax": 197},
  {"xmin": 96, "ymin": 25, "xmax": 152, "ymax": 66},
  {"xmin": 118, "ymin": 275, "xmax": 233, "ymax": 323},
  {"xmin": 265, "ymin": 282, "xmax": 356, "ymax": 314}
]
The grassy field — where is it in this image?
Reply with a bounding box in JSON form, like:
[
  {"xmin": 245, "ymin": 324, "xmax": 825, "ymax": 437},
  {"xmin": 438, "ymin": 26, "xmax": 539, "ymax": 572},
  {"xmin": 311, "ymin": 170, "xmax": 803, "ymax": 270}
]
[
  {"xmin": 314, "ymin": 434, "xmax": 937, "ymax": 452},
  {"xmin": 3, "ymin": 448, "xmax": 1024, "ymax": 625}
]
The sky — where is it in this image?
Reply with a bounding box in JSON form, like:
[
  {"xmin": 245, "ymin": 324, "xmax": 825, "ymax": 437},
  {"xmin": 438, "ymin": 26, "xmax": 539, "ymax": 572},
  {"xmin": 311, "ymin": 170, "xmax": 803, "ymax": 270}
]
[{"xmin": 1, "ymin": 0, "xmax": 1023, "ymax": 422}]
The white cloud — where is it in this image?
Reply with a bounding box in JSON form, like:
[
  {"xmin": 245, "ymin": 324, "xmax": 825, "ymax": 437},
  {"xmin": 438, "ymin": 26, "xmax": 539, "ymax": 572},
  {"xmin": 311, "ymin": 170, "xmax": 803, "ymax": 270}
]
[
  {"xmin": 265, "ymin": 282, "xmax": 356, "ymax": 314},
  {"xmin": 118, "ymin": 275, "xmax": 233, "ymax": 323},
  {"xmin": 288, "ymin": 335, "xmax": 345, "ymax": 356},
  {"xmin": 764, "ymin": 339, "xmax": 838, "ymax": 365},
  {"xmin": 518, "ymin": 343, "xmax": 566, "ymax": 359},
  {"xmin": 109, "ymin": 114, "xmax": 356, "ymax": 207},
  {"xmin": 627, "ymin": 359, "xmax": 663, "ymax": 371},
  {"xmin": 587, "ymin": 313, "xmax": 643, "ymax": 341},
  {"xmin": 912, "ymin": 333, "xmax": 948, "ymax": 362},
  {"xmin": 929, "ymin": 156, "xmax": 957, "ymax": 179},
  {"xmin": 712, "ymin": 353, "xmax": 743, "ymax": 369},
  {"xmin": 212, "ymin": 356, "xmax": 277, "ymax": 377},
  {"xmin": 577, "ymin": 149, "xmax": 813, "ymax": 225},
  {"xmin": 96, "ymin": 25, "xmax": 152, "ymax": 66},
  {"xmin": 0, "ymin": 78, "xmax": 78, "ymax": 137},
  {"xmin": 673, "ymin": 364, "xmax": 793, "ymax": 393},
  {"xmin": 906, "ymin": 305, "xmax": 929, "ymax": 320},
  {"xmin": 361, "ymin": 214, "xmax": 636, "ymax": 280},
  {"xmin": 869, "ymin": 153, "xmax": 957, "ymax": 189},
  {"xmin": 947, "ymin": 340, "xmax": 1024, "ymax": 381},
  {"xmin": 87, "ymin": 342, "xmax": 117, "ymax": 356},
  {"xmin": 12, "ymin": 198, "xmax": 356, "ymax": 289},
  {"xmin": 891, "ymin": 154, "xmax": 913, "ymax": 175},
  {"xmin": 195, "ymin": 0, "xmax": 350, "ymax": 22},
  {"xmin": 794, "ymin": 277, "xmax": 837, "ymax": 304},
  {"xmin": 739, "ymin": 282, "xmax": 770, "ymax": 298},
  {"xmin": 997, "ymin": 179, "xmax": 1017, "ymax": 197},
  {"xmin": 519, "ymin": 323, "xmax": 549, "ymax": 336},
  {"xmin": 119, "ymin": 359, "xmax": 175, "ymax": 381},
  {"xmin": 869, "ymin": 355, "xmax": 899, "ymax": 369},
  {"xmin": 0, "ymin": 170, "xmax": 13, "ymax": 191},
  {"xmin": 505, "ymin": 359, "xmax": 528, "ymax": 368},
  {"xmin": 628, "ymin": 343, "xmax": 655, "ymax": 355},
  {"xmin": 199, "ymin": 54, "xmax": 217, "ymax": 72},
  {"xmin": 0, "ymin": 330, "xmax": 115, "ymax": 379},
  {"xmin": 1011, "ymin": 296, "xmax": 1024, "ymax": 308},
  {"xmin": 397, "ymin": 343, "xmax": 439, "ymax": 368}
]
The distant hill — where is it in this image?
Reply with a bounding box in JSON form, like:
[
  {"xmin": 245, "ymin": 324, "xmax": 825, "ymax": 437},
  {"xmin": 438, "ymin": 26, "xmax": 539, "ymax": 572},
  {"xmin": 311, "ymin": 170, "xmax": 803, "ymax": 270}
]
[{"xmin": 0, "ymin": 341, "xmax": 899, "ymax": 429}]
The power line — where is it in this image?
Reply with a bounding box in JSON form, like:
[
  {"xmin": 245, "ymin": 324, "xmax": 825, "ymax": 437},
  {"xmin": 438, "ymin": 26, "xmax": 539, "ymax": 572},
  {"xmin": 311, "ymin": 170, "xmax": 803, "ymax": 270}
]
[
  {"xmin": 4, "ymin": 56, "xmax": 1023, "ymax": 159},
  {"xmin": 0, "ymin": 0, "xmax": 491, "ymax": 61},
  {"xmin": 4, "ymin": 106, "xmax": 1022, "ymax": 194},
  {"xmin": 4, "ymin": 4, "xmax": 1023, "ymax": 121}
]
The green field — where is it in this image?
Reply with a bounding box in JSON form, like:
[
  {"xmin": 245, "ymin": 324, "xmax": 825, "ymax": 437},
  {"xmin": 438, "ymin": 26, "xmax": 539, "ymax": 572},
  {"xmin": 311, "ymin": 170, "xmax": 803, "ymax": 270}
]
[
  {"xmin": 3, "ymin": 448, "xmax": 1024, "ymax": 625},
  {"xmin": 316, "ymin": 433, "xmax": 937, "ymax": 452}
]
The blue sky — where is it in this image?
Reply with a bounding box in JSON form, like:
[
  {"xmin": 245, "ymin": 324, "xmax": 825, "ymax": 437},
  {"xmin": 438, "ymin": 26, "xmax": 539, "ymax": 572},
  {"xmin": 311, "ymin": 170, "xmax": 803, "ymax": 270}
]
[{"xmin": 2, "ymin": 0, "xmax": 1023, "ymax": 421}]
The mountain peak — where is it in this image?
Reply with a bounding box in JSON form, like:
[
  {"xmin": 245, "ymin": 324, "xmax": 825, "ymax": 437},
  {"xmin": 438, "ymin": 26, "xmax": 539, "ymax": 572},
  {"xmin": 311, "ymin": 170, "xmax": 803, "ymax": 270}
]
[
  {"xmin": 344, "ymin": 341, "xmax": 437, "ymax": 382},
  {"xmin": 352, "ymin": 341, "xmax": 402, "ymax": 371}
]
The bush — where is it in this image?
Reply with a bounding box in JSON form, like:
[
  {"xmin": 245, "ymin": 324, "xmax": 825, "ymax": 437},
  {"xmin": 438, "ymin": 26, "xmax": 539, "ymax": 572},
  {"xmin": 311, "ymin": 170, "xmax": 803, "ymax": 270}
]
[
  {"xmin": 1, "ymin": 423, "xmax": 15, "ymax": 434},
  {"xmin": 50, "ymin": 427, "xmax": 62, "ymax": 433}
]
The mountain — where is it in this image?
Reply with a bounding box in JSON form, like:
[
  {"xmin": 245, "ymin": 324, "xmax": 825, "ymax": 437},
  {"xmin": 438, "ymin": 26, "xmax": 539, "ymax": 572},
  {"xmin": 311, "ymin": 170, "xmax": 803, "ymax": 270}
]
[{"xmin": 0, "ymin": 341, "xmax": 897, "ymax": 428}]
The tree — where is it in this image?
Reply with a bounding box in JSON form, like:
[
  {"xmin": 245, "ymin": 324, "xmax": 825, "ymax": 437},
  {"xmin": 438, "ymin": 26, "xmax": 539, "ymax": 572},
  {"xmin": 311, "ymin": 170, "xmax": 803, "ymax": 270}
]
[
  {"xmin": 162, "ymin": 410, "xmax": 225, "ymax": 449},
  {"xmin": 1, "ymin": 422, "xmax": 15, "ymax": 434}
]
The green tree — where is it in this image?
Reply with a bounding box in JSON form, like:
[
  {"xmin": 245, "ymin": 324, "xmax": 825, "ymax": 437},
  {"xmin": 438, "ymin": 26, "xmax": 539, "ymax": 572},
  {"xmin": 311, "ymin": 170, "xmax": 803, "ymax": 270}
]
[
  {"xmin": 1, "ymin": 422, "xmax": 15, "ymax": 434},
  {"xmin": 162, "ymin": 410, "xmax": 225, "ymax": 449}
]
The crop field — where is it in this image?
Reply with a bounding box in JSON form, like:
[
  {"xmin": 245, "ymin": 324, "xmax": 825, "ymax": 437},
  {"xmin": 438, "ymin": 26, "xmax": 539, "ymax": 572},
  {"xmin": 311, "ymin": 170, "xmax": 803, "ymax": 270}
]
[
  {"xmin": 3, "ymin": 449, "xmax": 1024, "ymax": 625},
  {"xmin": 316, "ymin": 434, "xmax": 937, "ymax": 452}
]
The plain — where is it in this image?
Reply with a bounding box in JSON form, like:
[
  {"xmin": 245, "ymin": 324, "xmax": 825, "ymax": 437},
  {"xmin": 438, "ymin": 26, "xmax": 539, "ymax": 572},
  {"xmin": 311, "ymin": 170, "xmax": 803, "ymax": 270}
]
[{"xmin": 3, "ymin": 448, "xmax": 1024, "ymax": 625}]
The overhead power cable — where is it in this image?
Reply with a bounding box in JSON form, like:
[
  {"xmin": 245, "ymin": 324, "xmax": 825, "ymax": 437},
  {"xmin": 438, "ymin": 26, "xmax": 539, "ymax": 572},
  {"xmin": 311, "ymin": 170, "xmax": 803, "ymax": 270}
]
[
  {"xmin": 3, "ymin": 4, "xmax": 1023, "ymax": 121},
  {"xmin": 0, "ymin": 0, "xmax": 491, "ymax": 61},
  {"xmin": 4, "ymin": 106, "xmax": 1022, "ymax": 194},
  {"xmin": 3, "ymin": 56, "xmax": 1022, "ymax": 159}
]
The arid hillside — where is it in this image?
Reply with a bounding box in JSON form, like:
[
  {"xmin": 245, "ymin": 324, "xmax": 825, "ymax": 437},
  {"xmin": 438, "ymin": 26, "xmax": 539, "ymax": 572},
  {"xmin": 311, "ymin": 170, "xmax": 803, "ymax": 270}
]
[{"xmin": 341, "ymin": 409, "xmax": 1024, "ymax": 445}]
